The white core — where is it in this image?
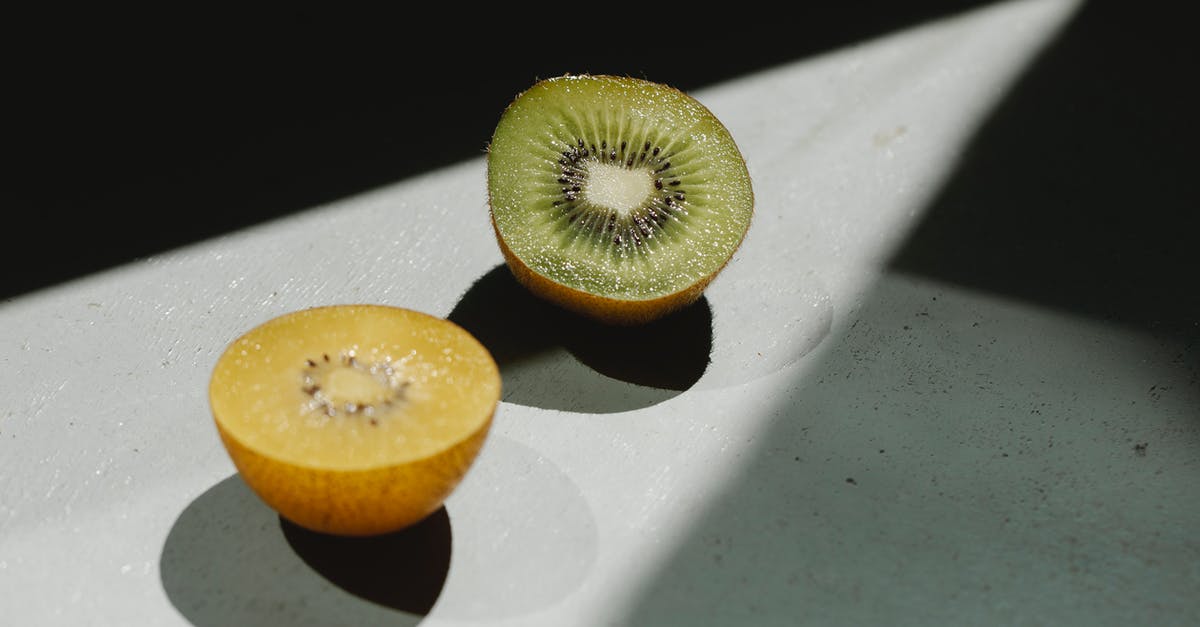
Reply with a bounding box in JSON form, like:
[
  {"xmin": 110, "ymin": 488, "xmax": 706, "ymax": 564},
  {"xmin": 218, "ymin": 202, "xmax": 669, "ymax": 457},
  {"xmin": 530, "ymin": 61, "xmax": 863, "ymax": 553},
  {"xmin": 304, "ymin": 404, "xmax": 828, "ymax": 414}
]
[{"xmin": 582, "ymin": 161, "xmax": 654, "ymax": 217}]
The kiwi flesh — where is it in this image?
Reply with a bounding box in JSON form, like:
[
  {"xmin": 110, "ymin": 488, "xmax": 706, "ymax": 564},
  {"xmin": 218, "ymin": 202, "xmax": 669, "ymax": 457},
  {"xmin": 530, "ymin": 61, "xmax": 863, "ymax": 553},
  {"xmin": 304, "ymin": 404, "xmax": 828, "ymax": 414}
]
[
  {"xmin": 209, "ymin": 305, "xmax": 500, "ymax": 536},
  {"xmin": 488, "ymin": 74, "xmax": 753, "ymax": 325}
]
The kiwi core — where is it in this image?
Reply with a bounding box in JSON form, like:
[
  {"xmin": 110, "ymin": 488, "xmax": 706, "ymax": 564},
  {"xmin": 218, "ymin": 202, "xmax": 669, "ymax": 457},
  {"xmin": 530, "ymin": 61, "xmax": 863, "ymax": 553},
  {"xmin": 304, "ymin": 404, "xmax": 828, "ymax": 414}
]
[
  {"xmin": 583, "ymin": 160, "xmax": 654, "ymax": 217},
  {"xmin": 324, "ymin": 368, "xmax": 378, "ymax": 399},
  {"xmin": 301, "ymin": 351, "xmax": 409, "ymax": 418}
]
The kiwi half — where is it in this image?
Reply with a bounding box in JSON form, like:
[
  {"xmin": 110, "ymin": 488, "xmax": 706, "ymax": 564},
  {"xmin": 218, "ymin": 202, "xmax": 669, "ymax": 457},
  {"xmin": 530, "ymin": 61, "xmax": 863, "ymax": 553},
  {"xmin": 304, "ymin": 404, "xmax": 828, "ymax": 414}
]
[
  {"xmin": 209, "ymin": 305, "xmax": 500, "ymax": 536},
  {"xmin": 488, "ymin": 74, "xmax": 753, "ymax": 325}
]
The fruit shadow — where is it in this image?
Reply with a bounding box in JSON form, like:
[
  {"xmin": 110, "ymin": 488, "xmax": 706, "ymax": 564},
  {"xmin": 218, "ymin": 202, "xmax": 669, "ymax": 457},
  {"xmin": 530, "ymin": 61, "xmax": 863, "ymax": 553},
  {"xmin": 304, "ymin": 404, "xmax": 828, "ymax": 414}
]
[
  {"xmin": 448, "ymin": 264, "xmax": 713, "ymax": 413},
  {"xmin": 160, "ymin": 474, "xmax": 449, "ymax": 625}
]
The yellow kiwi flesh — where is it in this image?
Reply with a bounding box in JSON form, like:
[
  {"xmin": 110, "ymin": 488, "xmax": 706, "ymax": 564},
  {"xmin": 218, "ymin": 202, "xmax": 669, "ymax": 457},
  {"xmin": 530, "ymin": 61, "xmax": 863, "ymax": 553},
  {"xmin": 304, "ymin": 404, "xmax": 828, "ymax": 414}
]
[{"xmin": 209, "ymin": 305, "xmax": 500, "ymax": 536}]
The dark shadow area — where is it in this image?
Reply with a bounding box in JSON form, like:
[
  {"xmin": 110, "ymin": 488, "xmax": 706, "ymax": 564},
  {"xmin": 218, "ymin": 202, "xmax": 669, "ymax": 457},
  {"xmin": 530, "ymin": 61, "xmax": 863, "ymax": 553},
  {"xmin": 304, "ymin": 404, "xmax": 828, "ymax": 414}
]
[
  {"xmin": 281, "ymin": 510, "xmax": 451, "ymax": 615},
  {"xmin": 889, "ymin": 3, "xmax": 1200, "ymax": 342},
  {"xmin": 622, "ymin": 4, "xmax": 1200, "ymax": 624},
  {"xmin": 567, "ymin": 306, "xmax": 713, "ymax": 390},
  {"xmin": 160, "ymin": 474, "xmax": 446, "ymax": 625},
  {"xmin": 447, "ymin": 264, "xmax": 711, "ymax": 412},
  {"xmin": 623, "ymin": 274, "xmax": 1200, "ymax": 624},
  {"xmin": 7, "ymin": 2, "xmax": 998, "ymax": 301}
]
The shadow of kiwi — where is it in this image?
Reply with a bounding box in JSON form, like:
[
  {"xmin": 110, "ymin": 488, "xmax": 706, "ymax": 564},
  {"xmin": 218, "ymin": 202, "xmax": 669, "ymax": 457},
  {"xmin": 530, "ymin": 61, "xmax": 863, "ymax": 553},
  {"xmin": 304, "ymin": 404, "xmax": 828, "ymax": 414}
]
[
  {"xmin": 447, "ymin": 264, "xmax": 712, "ymax": 413},
  {"xmin": 160, "ymin": 474, "xmax": 449, "ymax": 626}
]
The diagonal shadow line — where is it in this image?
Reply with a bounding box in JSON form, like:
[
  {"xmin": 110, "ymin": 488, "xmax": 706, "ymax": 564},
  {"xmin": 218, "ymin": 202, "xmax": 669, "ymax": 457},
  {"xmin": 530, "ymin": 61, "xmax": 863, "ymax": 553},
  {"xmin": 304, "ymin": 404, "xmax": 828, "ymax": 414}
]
[
  {"xmin": 622, "ymin": 2, "xmax": 1199, "ymax": 624},
  {"xmin": 887, "ymin": 6, "xmax": 1200, "ymax": 341},
  {"xmin": 6, "ymin": 2, "xmax": 1001, "ymax": 302}
]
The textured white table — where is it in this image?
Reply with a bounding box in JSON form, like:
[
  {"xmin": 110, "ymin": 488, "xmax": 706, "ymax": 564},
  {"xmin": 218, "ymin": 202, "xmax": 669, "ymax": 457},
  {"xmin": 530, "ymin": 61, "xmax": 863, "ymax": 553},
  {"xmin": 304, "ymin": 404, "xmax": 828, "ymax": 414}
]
[{"xmin": 4, "ymin": 1, "xmax": 1198, "ymax": 624}]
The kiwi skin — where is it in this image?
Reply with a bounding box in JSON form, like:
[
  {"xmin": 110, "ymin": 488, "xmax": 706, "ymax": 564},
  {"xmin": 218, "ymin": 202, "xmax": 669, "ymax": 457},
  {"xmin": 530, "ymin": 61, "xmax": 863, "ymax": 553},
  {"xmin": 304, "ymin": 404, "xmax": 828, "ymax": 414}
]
[
  {"xmin": 493, "ymin": 230, "xmax": 726, "ymax": 325},
  {"xmin": 215, "ymin": 412, "xmax": 491, "ymax": 536},
  {"xmin": 487, "ymin": 74, "xmax": 754, "ymax": 326}
]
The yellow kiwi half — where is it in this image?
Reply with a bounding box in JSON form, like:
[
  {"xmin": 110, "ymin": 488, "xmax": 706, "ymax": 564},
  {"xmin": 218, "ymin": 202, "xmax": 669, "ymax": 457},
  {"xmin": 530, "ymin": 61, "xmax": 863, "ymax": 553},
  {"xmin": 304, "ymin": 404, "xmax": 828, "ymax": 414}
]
[{"xmin": 209, "ymin": 304, "xmax": 500, "ymax": 536}]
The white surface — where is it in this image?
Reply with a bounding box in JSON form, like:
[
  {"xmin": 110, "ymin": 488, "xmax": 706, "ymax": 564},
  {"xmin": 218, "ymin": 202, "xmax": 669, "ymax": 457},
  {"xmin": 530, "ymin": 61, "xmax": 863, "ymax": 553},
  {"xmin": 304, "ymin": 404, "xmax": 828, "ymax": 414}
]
[{"xmin": 4, "ymin": 1, "xmax": 1198, "ymax": 625}]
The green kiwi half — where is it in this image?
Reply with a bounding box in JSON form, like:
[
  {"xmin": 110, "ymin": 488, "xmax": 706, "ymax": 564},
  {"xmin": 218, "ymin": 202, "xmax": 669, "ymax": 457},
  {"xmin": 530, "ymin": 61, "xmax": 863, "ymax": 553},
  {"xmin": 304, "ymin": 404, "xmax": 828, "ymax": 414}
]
[{"xmin": 487, "ymin": 74, "xmax": 753, "ymax": 325}]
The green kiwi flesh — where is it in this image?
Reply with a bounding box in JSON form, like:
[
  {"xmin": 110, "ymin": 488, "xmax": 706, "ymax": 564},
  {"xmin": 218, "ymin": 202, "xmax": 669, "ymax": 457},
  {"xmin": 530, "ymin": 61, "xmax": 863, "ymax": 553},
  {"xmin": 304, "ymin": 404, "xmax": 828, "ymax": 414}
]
[{"xmin": 488, "ymin": 75, "xmax": 753, "ymax": 305}]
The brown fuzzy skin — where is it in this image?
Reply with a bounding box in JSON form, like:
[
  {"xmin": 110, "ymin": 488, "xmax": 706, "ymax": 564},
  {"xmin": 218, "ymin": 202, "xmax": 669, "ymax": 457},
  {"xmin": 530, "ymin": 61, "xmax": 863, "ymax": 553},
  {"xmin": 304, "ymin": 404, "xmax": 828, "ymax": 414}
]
[
  {"xmin": 216, "ymin": 410, "xmax": 493, "ymax": 537},
  {"xmin": 487, "ymin": 74, "xmax": 754, "ymax": 326},
  {"xmin": 492, "ymin": 221, "xmax": 720, "ymax": 325}
]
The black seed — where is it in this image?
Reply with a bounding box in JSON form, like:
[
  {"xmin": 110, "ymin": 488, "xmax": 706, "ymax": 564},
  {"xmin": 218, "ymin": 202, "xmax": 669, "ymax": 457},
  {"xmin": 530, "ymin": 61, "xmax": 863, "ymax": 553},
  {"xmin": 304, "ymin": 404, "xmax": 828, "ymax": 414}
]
[
  {"xmin": 578, "ymin": 138, "xmax": 584, "ymax": 148},
  {"xmin": 620, "ymin": 141, "xmax": 627, "ymax": 152},
  {"xmin": 323, "ymin": 354, "xmax": 330, "ymax": 362},
  {"xmin": 656, "ymin": 162, "xmax": 671, "ymax": 173},
  {"xmin": 655, "ymin": 179, "xmax": 663, "ymax": 190},
  {"xmin": 608, "ymin": 150, "xmax": 615, "ymax": 161},
  {"xmin": 652, "ymin": 147, "xmax": 660, "ymax": 156},
  {"xmin": 572, "ymin": 185, "xmax": 581, "ymax": 192},
  {"xmin": 675, "ymin": 192, "xmax": 684, "ymax": 201},
  {"xmin": 626, "ymin": 157, "xmax": 633, "ymax": 167},
  {"xmin": 644, "ymin": 141, "xmax": 651, "ymax": 151},
  {"xmin": 306, "ymin": 359, "xmax": 316, "ymax": 368},
  {"xmin": 614, "ymin": 235, "xmax": 622, "ymax": 245},
  {"xmin": 601, "ymin": 140, "xmax": 607, "ymax": 150},
  {"xmin": 559, "ymin": 158, "xmax": 569, "ymax": 166},
  {"xmin": 591, "ymin": 144, "xmax": 597, "ymax": 154},
  {"xmin": 669, "ymin": 180, "xmax": 681, "ymax": 186},
  {"xmin": 581, "ymin": 148, "xmax": 589, "ymax": 158},
  {"xmin": 569, "ymin": 213, "xmax": 579, "ymax": 223},
  {"xmin": 552, "ymin": 200, "xmax": 563, "ymax": 206},
  {"xmin": 558, "ymin": 177, "xmax": 568, "ymax": 184}
]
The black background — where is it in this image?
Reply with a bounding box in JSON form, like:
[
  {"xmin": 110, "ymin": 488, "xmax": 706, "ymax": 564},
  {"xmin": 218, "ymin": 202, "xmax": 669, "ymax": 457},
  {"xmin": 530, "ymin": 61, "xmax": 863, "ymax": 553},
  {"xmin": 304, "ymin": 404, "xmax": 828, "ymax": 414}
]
[
  {"xmin": 7, "ymin": 2, "xmax": 1197, "ymax": 332},
  {"xmin": 4, "ymin": 2, "xmax": 994, "ymax": 297}
]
